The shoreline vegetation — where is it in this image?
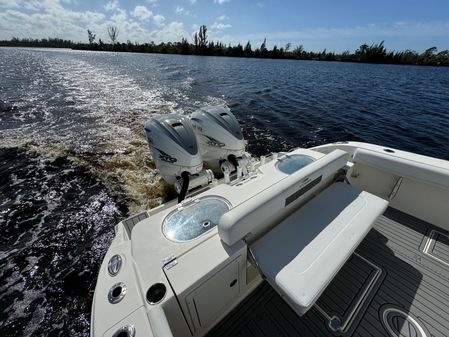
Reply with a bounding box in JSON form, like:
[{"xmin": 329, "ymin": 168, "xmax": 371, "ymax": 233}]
[{"xmin": 1, "ymin": 25, "xmax": 448, "ymax": 67}]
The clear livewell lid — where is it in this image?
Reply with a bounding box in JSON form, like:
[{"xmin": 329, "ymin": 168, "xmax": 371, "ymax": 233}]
[
  {"xmin": 276, "ymin": 154, "xmax": 315, "ymax": 174},
  {"xmin": 162, "ymin": 196, "xmax": 231, "ymax": 242}
]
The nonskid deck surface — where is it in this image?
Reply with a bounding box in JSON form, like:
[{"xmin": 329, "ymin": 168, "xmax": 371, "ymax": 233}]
[{"xmin": 206, "ymin": 208, "xmax": 449, "ymax": 337}]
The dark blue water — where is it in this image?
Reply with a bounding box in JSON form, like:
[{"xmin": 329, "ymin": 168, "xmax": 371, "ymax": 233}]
[
  {"xmin": 200, "ymin": 57, "xmax": 449, "ymax": 158},
  {"xmin": 1, "ymin": 47, "xmax": 449, "ymax": 336}
]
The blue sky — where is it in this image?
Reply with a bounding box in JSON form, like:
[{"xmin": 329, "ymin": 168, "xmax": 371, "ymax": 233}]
[{"xmin": 0, "ymin": 0, "xmax": 448, "ymax": 52}]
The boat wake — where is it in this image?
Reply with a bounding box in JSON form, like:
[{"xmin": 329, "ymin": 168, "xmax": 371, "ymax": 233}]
[
  {"xmin": 0, "ymin": 49, "xmax": 225, "ymax": 212},
  {"xmin": 0, "ymin": 48, "xmax": 225, "ymax": 336}
]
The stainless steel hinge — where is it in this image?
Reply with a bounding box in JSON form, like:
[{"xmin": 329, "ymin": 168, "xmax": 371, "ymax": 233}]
[
  {"xmin": 177, "ymin": 197, "xmax": 199, "ymax": 211},
  {"xmin": 163, "ymin": 254, "xmax": 178, "ymax": 270}
]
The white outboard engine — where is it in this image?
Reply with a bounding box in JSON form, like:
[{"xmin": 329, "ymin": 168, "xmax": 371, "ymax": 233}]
[
  {"xmin": 144, "ymin": 114, "xmax": 212, "ymax": 202},
  {"xmin": 191, "ymin": 106, "xmax": 249, "ymax": 181}
]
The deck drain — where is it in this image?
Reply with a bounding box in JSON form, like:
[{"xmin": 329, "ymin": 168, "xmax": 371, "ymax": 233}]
[
  {"xmin": 380, "ymin": 305, "xmax": 429, "ymax": 337},
  {"xmin": 108, "ymin": 282, "xmax": 127, "ymax": 304},
  {"xmin": 112, "ymin": 325, "xmax": 135, "ymax": 337}
]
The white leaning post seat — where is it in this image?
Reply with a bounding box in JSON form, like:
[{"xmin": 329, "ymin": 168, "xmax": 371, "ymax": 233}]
[{"xmin": 251, "ymin": 182, "xmax": 388, "ymax": 316}]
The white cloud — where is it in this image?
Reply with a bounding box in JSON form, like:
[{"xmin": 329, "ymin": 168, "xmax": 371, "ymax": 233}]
[
  {"xmin": 61, "ymin": 0, "xmax": 79, "ymax": 4},
  {"xmin": 189, "ymin": 0, "xmax": 197, "ymax": 4},
  {"xmin": 214, "ymin": 0, "xmax": 230, "ymax": 4},
  {"xmin": 0, "ymin": 7, "xmax": 104, "ymax": 42},
  {"xmin": 21, "ymin": 1, "xmax": 42, "ymax": 10},
  {"xmin": 149, "ymin": 21, "xmax": 187, "ymax": 42},
  {"xmin": 153, "ymin": 14, "xmax": 165, "ymax": 27},
  {"xmin": 111, "ymin": 7, "xmax": 127, "ymax": 22},
  {"xmin": 0, "ymin": 0, "xmax": 19, "ymax": 8},
  {"xmin": 146, "ymin": 0, "xmax": 157, "ymax": 3},
  {"xmin": 0, "ymin": 1, "xmax": 187, "ymax": 44},
  {"xmin": 104, "ymin": 0, "xmax": 119, "ymax": 11},
  {"xmin": 217, "ymin": 14, "xmax": 228, "ymax": 21},
  {"xmin": 256, "ymin": 2, "xmax": 264, "ymax": 8},
  {"xmin": 131, "ymin": 5, "xmax": 152, "ymax": 21},
  {"xmin": 20, "ymin": 0, "xmax": 61, "ymax": 11},
  {"xmin": 211, "ymin": 22, "xmax": 231, "ymax": 30},
  {"xmin": 175, "ymin": 6, "xmax": 190, "ymax": 16},
  {"xmin": 129, "ymin": 5, "xmax": 164, "ymax": 26}
]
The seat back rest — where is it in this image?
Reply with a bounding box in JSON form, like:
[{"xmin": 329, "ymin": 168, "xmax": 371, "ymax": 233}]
[
  {"xmin": 218, "ymin": 149, "xmax": 349, "ymax": 246},
  {"xmin": 353, "ymin": 148, "xmax": 449, "ymax": 189}
]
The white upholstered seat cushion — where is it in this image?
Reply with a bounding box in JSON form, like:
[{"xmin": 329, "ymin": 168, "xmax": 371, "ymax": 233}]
[{"xmin": 251, "ymin": 182, "xmax": 388, "ymax": 316}]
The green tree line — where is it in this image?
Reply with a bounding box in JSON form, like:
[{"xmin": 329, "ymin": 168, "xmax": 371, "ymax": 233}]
[{"xmin": 1, "ymin": 25, "xmax": 448, "ymax": 66}]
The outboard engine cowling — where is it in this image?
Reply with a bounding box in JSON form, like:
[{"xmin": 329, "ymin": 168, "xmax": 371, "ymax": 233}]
[
  {"xmin": 144, "ymin": 114, "xmax": 203, "ymax": 185},
  {"xmin": 191, "ymin": 106, "xmax": 246, "ymax": 169}
]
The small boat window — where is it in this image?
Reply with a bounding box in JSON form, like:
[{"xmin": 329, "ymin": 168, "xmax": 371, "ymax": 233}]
[
  {"xmin": 276, "ymin": 154, "xmax": 315, "ymax": 174},
  {"xmin": 162, "ymin": 196, "xmax": 231, "ymax": 242}
]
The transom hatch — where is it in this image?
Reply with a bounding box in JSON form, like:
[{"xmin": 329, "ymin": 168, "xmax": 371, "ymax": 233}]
[
  {"xmin": 162, "ymin": 196, "xmax": 231, "ymax": 242},
  {"xmin": 276, "ymin": 154, "xmax": 315, "ymax": 174}
]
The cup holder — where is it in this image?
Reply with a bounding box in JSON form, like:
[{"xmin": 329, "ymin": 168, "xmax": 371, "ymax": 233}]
[
  {"xmin": 146, "ymin": 283, "xmax": 166, "ymax": 304},
  {"xmin": 112, "ymin": 325, "xmax": 135, "ymax": 337},
  {"xmin": 108, "ymin": 282, "xmax": 127, "ymax": 304}
]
